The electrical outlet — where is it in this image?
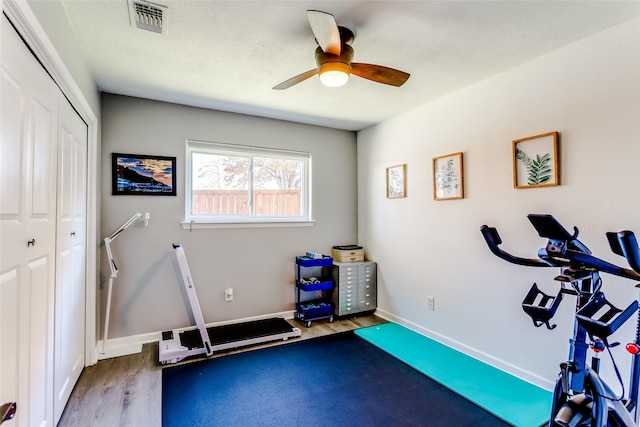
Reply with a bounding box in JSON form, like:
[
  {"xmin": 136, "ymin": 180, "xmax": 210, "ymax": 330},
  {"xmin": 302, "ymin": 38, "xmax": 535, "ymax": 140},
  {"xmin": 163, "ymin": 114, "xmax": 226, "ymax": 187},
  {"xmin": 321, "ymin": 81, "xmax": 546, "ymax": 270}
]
[
  {"xmin": 225, "ymin": 288, "xmax": 233, "ymax": 302},
  {"xmin": 427, "ymin": 296, "xmax": 435, "ymax": 311}
]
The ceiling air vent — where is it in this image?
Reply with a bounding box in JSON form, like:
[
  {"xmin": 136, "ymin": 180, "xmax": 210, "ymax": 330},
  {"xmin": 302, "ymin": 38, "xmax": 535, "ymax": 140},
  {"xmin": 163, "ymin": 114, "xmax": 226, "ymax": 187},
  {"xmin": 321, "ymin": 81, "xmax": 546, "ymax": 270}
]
[{"xmin": 129, "ymin": 0, "xmax": 167, "ymax": 35}]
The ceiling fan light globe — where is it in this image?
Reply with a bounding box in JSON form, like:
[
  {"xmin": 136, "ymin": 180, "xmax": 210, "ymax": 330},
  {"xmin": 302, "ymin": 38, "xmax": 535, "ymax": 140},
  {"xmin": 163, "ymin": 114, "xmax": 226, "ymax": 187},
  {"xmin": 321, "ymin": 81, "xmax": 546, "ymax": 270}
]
[
  {"xmin": 320, "ymin": 70, "xmax": 349, "ymax": 87},
  {"xmin": 319, "ymin": 62, "xmax": 350, "ymax": 87}
]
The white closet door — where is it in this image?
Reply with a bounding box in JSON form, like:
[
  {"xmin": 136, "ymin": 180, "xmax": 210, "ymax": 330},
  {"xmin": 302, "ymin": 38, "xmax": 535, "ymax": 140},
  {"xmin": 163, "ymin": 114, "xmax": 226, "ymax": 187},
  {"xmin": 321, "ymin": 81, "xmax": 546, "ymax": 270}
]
[
  {"xmin": 54, "ymin": 98, "xmax": 87, "ymax": 423},
  {"xmin": 1, "ymin": 14, "xmax": 59, "ymax": 427},
  {"xmin": 0, "ymin": 21, "xmax": 23, "ymax": 423}
]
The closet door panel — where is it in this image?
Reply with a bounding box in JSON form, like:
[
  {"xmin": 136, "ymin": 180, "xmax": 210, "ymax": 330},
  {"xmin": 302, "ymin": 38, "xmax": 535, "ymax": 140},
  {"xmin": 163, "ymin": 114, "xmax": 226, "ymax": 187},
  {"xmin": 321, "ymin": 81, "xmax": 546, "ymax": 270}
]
[
  {"xmin": 22, "ymin": 43, "xmax": 58, "ymax": 427},
  {"xmin": 29, "ymin": 96, "xmax": 57, "ymax": 219},
  {"xmin": 0, "ymin": 269, "xmax": 19, "ymax": 423},
  {"xmin": 22, "ymin": 75, "xmax": 57, "ymax": 427},
  {"xmin": 54, "ymin": 99, "xmax": 87, "ymax": 422},
  {"xmin": 0, "ymin": 66, "xmax": 23, "ymax": 222},
  {"xmin": 0, "ymin": 23, "xmax": 25, "ymax": 426},
  {"xmin": 1, "ymin": 14, "xmax": 58, "ymax": 427},
  {"xmin": 26, "ymin": 255, "xmax": 55, "ymax": 427}
]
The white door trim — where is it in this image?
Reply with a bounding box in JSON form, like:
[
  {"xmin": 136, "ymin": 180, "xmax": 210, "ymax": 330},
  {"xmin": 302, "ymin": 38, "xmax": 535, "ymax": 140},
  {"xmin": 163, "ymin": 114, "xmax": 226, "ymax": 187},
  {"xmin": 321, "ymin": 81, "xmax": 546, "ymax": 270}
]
[{"xmin": 3, "ymin": 0, "xmax": 100, "ymax": 365}]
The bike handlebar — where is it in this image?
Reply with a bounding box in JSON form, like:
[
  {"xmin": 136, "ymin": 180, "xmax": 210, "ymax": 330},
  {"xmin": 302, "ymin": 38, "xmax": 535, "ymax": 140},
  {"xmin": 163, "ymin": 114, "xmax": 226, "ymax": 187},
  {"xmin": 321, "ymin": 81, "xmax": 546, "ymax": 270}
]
[
  {"xmin": 480, "ymin": 216, "xmax": 640, "ymax": 281},
  {"xmin": 615, "ymin": 230, "xmax": 640, "ymax": 275},
  {"xmin": 480, "ymin": 225, "xmax": 552, "ymax": 268}
]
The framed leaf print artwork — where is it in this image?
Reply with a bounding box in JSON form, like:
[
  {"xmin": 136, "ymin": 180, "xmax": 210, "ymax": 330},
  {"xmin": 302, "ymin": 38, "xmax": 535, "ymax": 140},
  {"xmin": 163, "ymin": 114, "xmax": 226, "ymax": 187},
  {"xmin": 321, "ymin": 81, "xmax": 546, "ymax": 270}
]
[
  {"xmin": 386, "ymin": 164, "xmax": 406, "ymax": 198},
  {"xmin": 513, "ymin": 132, "xmax": 559, "ymax": 189},
  {"xmin": 433, "ymin": 152, "xmax": 464, "ymax": 200}
]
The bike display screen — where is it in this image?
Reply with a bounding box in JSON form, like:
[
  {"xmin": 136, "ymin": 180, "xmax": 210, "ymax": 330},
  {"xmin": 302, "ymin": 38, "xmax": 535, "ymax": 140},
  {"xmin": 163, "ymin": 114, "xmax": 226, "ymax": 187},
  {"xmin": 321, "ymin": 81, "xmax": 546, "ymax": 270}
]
[{"xmin": 528, "ymin": 214, "xmax": 574, "ymax": 240}]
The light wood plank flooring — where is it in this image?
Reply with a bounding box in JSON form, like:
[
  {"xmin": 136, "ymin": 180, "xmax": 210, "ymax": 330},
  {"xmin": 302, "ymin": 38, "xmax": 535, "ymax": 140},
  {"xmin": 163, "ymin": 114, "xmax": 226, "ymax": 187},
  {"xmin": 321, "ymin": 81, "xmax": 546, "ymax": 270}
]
[{"xmin": 58, "ymin": 315, "xmax": 386, "ymax": 427}]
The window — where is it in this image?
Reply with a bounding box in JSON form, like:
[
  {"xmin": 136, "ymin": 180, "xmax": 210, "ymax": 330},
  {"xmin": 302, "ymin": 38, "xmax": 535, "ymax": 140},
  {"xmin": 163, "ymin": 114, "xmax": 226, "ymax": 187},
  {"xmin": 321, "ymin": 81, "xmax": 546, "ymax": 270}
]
[{"xmin": 185, "ymin": 140, "xmax": 311, "ymax": 226}]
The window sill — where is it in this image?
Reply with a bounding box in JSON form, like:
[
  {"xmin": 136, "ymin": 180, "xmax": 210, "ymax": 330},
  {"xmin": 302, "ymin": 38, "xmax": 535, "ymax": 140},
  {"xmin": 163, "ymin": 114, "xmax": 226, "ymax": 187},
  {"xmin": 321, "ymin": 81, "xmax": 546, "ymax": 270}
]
[{"xmin": 181, "ymin": 220, "xmax": 315, "ymax": 230}]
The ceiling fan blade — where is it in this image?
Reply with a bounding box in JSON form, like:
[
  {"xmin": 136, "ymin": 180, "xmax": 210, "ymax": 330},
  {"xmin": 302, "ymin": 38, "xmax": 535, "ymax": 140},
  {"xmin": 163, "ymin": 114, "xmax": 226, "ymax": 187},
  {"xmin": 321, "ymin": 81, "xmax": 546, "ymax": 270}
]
[
  {"xmin": 307, "ymin": 10, "xmax": 341, "ymax": 56},
  {"xmin": 351, "ymin": 63, "xmax": 410, "ymax": 87},
  {"xmin": 272, "ymin": 69, "xmax": 318, "ymax": 90}
]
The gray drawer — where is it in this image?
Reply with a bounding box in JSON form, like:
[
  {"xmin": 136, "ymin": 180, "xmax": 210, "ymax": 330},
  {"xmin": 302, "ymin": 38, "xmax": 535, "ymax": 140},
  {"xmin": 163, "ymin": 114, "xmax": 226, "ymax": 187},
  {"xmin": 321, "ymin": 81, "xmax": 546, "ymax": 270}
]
[{"xmin": 332, "ymin": 261, "xmax": 377, "ymax": 316}]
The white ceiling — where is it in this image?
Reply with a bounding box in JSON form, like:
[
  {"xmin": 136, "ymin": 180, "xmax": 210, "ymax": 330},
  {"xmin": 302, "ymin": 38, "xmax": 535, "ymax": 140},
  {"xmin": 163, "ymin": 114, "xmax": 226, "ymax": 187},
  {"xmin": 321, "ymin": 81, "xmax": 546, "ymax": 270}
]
[{"xmin": 60, "ymin": 0, "xmax": 639, "ymax": 131}]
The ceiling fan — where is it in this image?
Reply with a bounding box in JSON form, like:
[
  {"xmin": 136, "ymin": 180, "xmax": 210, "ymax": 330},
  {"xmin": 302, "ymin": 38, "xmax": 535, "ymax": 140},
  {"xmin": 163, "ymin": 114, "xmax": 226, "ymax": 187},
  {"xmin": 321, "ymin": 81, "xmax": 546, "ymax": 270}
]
[{"xmin": 273, "ymin": 10, "xmax": 410, "ymax": 90}]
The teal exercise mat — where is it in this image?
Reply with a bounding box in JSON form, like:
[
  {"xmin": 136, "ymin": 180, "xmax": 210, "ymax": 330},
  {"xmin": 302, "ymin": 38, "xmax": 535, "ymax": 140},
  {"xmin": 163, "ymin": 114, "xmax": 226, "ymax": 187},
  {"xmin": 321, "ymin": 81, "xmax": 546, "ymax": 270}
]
[{"xmin": 355, "ymin": 323, "xmax": 552, "ymax": 427}]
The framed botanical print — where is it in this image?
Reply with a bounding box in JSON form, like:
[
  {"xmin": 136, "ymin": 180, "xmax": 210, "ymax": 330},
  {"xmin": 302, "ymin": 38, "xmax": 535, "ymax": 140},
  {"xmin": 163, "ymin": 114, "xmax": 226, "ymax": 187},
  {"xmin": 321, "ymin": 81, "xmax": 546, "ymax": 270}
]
[
  {"xmin": 386, "ymin": 164, "xmax": 406, "ymax": 198},
  {"xmin": 513, "ymin": 132, "xmax": 559, "ymax": 189},
  {"xmin": 433, "ymin": 152, "xmax": 464, "ymax": 200}
]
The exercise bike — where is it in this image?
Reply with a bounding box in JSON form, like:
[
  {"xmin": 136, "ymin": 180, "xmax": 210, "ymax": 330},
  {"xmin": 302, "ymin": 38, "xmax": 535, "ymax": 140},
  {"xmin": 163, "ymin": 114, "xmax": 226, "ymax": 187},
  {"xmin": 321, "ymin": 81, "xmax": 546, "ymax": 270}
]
[{"xmin": 480, "ymin": 214, "xmax": 640, "ymax": 427}]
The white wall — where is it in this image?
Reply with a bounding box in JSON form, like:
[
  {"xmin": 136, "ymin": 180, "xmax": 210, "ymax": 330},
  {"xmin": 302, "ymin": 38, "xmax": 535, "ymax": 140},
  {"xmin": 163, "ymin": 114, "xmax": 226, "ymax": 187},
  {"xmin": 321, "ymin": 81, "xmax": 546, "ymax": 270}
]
[
  {"xmin": 100, "ymin": 94, "xmax": 357, "ymax": 341},
  {"xmin": 357, "ymin": 17, "xmax": 640, "ymax": 389}
]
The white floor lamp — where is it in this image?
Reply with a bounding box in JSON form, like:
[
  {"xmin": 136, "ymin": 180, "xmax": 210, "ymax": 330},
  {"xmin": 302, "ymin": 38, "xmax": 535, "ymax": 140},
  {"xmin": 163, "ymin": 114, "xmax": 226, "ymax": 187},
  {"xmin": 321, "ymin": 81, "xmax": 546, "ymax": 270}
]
[{"xmin": 101, "ymin": 212, "xmax": 149, "ymax": 359}]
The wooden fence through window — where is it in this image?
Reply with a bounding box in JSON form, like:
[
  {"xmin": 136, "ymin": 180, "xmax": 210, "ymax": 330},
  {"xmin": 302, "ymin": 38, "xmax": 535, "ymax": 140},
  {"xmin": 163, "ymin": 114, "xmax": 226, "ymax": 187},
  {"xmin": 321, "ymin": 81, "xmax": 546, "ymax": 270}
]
[{"xmin": 192, "ymin": 190, "xmax": 301, "ymax": 216}]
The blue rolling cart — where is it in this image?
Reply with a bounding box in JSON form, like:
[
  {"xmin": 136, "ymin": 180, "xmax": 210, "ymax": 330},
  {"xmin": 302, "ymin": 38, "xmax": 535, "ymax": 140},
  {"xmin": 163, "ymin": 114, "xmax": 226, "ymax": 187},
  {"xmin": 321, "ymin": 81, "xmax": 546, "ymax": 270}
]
[{"xmin": 294, "ymin": 255, "xmax": 334, "ymax": 327}]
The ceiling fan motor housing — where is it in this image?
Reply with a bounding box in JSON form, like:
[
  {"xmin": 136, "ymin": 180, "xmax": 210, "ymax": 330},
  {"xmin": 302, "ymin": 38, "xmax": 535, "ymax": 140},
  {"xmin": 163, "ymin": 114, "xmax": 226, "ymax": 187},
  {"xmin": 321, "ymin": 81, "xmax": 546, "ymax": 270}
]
[{"xmin": 315, "ymin": 45, "xmax": 354, "ymax": 74}]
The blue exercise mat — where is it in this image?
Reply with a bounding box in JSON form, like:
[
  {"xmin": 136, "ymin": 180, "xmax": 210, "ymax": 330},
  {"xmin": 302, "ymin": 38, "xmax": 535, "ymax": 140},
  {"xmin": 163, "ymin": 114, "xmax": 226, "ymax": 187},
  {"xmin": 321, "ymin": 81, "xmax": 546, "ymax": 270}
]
[
  {"xmin": 355, "ymin": 323, "xmax": 552, "ymax": 427},
  {"xmin": 162, "ymin": 332, "xmax": 511, "ymax": 426}
]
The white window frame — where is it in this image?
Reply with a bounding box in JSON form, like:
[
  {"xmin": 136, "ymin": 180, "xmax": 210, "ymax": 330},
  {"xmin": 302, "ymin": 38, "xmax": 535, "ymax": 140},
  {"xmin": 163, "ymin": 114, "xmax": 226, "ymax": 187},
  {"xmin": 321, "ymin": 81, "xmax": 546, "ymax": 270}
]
[{"xmin": 183, "ymin": 140, "xmax": 313, "ymax": 229}]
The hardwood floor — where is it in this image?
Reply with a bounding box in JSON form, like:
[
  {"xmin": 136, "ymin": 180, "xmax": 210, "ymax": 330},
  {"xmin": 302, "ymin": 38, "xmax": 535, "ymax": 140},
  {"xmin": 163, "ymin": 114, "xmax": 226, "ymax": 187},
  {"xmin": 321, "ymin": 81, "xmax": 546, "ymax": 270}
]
[{"xmin": 58, "ymin": 315, "xmax": 386, "ymax": 427}]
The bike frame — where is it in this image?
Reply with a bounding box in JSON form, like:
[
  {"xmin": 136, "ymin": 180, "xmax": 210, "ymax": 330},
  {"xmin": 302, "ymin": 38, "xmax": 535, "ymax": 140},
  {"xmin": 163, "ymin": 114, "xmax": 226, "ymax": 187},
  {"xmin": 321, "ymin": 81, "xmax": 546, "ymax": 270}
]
[
  {"xmin": 550, "ymin": 271, "xmax": 639, "ymax": 426},
  {"xmin": 480, "ymin": 215, "xmax": 640, "ymax": 427}
]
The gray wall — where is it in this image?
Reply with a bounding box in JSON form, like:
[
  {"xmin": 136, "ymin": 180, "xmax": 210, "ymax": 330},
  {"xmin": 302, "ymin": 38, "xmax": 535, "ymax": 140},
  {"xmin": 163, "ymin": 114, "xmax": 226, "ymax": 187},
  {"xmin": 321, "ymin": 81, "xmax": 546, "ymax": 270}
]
[{"xmin": 100, "ymin": 94, "xmax": 357, "ymax": 339}]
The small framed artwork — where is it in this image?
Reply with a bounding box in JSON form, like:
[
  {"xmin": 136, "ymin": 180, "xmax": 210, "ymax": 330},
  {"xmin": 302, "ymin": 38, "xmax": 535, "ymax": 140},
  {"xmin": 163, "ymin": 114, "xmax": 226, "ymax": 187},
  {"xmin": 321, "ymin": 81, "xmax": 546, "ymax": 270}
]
[
  {"xmin": 386, "ymin": 164, "xmax": 406, "ymax": 198},
  {"xmin": 112, "ymin": 153, "xmax": 176, "ymax": 195},
  {"xmin": 433, "ymin": 152, "xmax": 464, "ymax": 200},
  {"xmin": 513, "ymin": 132, "xmax": 559, "ymax": 189}
]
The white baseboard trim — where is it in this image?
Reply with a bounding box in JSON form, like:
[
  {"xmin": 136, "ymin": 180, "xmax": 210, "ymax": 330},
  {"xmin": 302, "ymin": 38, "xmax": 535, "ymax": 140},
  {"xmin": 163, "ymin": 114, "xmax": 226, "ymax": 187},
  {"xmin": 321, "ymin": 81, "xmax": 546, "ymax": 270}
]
[
  {"xmin": 374, "ymin": 308, "xmax": 555, "ymax": 391},
  {"xmin": 98, "ymin": 342, "xmax": 143, "ymax": 360},
  {"xmin": 98, "ymin": 310, "xmax": 297, "ymax": 360}
]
